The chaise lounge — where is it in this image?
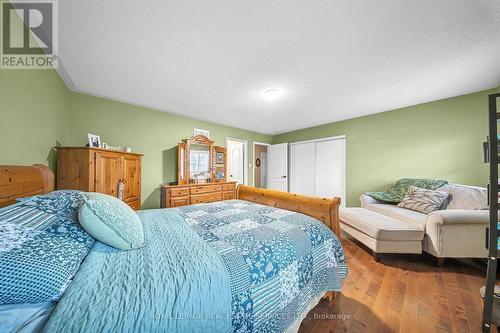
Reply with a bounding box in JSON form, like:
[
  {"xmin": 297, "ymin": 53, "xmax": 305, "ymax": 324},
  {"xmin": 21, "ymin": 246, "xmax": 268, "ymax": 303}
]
[{"xmin": 340, "ymin": 183, "xmax": 488, "ymax": 265}]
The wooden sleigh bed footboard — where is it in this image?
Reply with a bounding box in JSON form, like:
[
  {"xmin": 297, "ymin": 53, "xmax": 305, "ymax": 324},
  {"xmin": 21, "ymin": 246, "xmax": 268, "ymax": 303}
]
[
  {"xmin": 236, "ymin": 185, "xmax": 341, "ymax": 236},
  {"xmin": 236, "ymin": 185, "xmax": 342, "ymax": 302}
]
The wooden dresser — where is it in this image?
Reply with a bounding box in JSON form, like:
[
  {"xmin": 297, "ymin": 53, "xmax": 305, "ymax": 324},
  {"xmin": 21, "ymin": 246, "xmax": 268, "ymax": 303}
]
[
  {"xmin": 161, "ymin": 181, "xmax": 236, "ymax": 208},
  {"xmin": 55, "ymin": 147, "xmax": 143, "ymax": 210}
]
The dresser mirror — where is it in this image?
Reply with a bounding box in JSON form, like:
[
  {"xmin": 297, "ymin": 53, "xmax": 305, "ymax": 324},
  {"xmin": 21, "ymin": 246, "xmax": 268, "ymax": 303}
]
[
  {"xmin": 189, "ymin": 144, "xmax": 210, "ymax": 179},
  {"xmin": 178, "ymin": 135, "xmax": 227, "ymax": 185}
]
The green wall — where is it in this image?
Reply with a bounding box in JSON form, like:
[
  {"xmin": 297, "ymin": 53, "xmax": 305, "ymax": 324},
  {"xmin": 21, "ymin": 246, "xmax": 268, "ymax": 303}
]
[
  {"xmin": 2, "ymin": 67, "xmax": 498, "ymax": 209},
  {"xmin": 274, "ymin": 89, "xmax": 498, "ymax": 206},
  {"xmin": 68, "ymin": 92, "xmax": 272, "ymax": 209},
  {"xmin": 0, "ymin": 70, "xmax": 70, "ymax": 170},
  {"xmin": 0, "ymin": 70, "xmax": 271, "ymax": 209}
]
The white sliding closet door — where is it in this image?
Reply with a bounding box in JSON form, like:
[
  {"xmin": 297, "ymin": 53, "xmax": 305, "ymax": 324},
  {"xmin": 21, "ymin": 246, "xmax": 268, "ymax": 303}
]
[
  {"xmin": 290, "ymin": 142, "xmax": 315, "ymax": 196},
  {"xmin": 289, "ymin": 136, "xmax": 346, "ymax": 206},
  {"xmin": 315, "ymin": 139, "xmax": 346, "ymax": 205}
]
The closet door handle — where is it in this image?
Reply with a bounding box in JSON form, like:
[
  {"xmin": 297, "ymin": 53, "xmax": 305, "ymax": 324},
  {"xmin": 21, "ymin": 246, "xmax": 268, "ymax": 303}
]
[{"xmin": 281, "ymin": 176, "xmax": 287, "ymax": 178}]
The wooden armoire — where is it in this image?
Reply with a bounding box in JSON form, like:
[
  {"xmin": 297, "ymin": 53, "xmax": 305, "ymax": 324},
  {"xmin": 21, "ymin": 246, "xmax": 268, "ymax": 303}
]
[{"xmin": 55, "ymin": 147, "xmax": 143, "ymax": 210}]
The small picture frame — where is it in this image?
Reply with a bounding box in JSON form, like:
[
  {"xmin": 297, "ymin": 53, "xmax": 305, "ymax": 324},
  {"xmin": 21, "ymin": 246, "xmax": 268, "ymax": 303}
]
[
  {"xmin": 194, "ymin": 128, "xmax": 210, "ymax": 138},
  {"xmin": 216, "ymin": 152, "xmax": 224, "ymax": 164},
  {"xmin": 88, "ymin": 133, "xmax": 101, "ymax": 148}
]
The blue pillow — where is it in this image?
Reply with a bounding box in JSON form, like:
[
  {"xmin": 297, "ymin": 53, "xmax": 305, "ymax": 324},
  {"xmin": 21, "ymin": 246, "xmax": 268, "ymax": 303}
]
[
  {"xmin": 79, "ymin": 193, "xmax": 144, "ymax": 250},
  {"xmin": 0, "ymin": 191, "xmax": 94, "ymax": 305},
  {"xmin": 17, "ymin": 190, "xmax": 84, "ymax": 223}
]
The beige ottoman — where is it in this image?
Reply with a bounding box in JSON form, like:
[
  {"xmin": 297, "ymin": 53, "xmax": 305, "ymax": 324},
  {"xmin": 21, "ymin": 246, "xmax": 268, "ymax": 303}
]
[{"xmin": 340, "ymin": 208, "xmax": 425, "ymax": 258}]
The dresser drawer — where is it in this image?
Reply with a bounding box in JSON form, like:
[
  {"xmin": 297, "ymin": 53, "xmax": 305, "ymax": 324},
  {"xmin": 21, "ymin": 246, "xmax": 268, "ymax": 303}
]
[
  {"xmin": 170, "ymin": 196, "xmax": 190, "ymax": 207},
  {"xmin": 190, "ymin": 185, "xmax": 222, "ymax": 195},
  {"xmin": 223, "ymin": 191, "xmax": 235, "ymax": 200},
  {"xmin": 169, "ymin": 187, "xmax": 189, "ymax": 197},
  {"xmin": 223, "ymin": 183, "xmax": 236, "ymax": 191},
  {"xmin": 191, "ymin": 193, "xmax": 222, "ymax": 204}
]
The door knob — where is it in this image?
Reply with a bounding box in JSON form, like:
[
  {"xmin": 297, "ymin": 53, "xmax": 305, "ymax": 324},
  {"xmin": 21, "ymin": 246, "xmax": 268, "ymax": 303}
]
[{"xmin": 281, "ymin": 176, "xmax": 287, "ymax": 178}]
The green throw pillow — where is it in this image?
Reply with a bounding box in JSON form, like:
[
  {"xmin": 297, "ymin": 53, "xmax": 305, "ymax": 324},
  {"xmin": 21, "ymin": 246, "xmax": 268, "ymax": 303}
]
[
  {"xmin": 79, "ymin": 193, "xmax": 145, "ymax": 250},
  {"xmin": 366, "ymin": 178, "xmax": 448, "ymax": 203}
]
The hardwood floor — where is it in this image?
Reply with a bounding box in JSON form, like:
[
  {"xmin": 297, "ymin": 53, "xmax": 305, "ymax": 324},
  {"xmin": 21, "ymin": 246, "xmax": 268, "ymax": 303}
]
[{"xmin": 298, "ymin": 234, "xmax": 489, "ymax": 333}]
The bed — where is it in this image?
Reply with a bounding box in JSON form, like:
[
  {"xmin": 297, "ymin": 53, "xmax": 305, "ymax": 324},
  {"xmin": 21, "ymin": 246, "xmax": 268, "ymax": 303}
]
[{"xmin": 0, "ymin": 165, "xmax": 348, "ymax": 333}]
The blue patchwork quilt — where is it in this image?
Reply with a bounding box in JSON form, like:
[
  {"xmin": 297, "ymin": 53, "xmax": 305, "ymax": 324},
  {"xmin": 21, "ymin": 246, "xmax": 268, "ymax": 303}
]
[
  {"xmin": 43, "ymin": 200, "xmax": 347, "ymax": 333},
  {"xmin": 173, "ymin": 200, "xmax": 348, "ymax": 332}
]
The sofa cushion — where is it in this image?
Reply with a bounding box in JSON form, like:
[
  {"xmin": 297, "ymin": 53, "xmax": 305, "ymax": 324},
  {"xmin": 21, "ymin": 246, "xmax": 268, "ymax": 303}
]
[
  {"xmin": 340, "ymin": 207, "xmax": 425, "ymax": 241},
  {"xmin": 364, "ymin": 203, "xmax": 428, "ymax": 226},
  {"xmin": 341, "ymin": 223, "xmax": 423, "ymax": 254},
  {"xmin": 397, "ymin": 186, "xmax": 450, "ymax": 214},
  {"xmin": 437, "ymin": 184, "xmax": 487, "ymax": 210}
]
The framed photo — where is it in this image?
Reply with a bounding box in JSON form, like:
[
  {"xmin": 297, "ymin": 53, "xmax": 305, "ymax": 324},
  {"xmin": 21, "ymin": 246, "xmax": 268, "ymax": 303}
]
[
  {"xmin": 194, "ymin": 128, "xmax": 210, "ymax": 138},
  {"xmin": 88, "ymin": 133, "xmax": 101, "ymax": 148},
  {"xmin": 216, "ymin": 152, "xmax": 224, "ymax": 164}
]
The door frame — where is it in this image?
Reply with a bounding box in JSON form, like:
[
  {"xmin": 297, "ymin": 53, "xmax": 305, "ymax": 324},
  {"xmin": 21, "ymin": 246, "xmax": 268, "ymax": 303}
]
[
  {"xmin": 226, "ymin": 137, "xmax": 249, "ymax": 185},
  {"xmin": 252, "ymin": 141, "xmax": 271, "ymax": 187},
  {"xmin": 289, "ymin": 135, "xmax": 346, "ymax": 204}
]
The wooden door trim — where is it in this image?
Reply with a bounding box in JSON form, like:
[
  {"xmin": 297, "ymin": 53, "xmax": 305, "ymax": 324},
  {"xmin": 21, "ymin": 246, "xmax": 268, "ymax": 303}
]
[{"xmin": 252, "ymin": 141, "xmax": 271, "ymax": 187}]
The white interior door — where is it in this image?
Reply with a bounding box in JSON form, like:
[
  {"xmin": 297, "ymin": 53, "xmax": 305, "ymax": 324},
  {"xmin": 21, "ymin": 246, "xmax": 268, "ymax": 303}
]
[
  {"xmin": 315, "ymin": 138, "xmax": 346, "ymax": 205},
  {"xmin": 267, "ymin": 143, "xmax": 288, "ymax": 192},
  {"xmin": 227, "ymin": 140, "xmax": 244, "ymax": 185},
  {"xmin": 290, "ymin": 142, "xmax": 315, "ymax": 196}
]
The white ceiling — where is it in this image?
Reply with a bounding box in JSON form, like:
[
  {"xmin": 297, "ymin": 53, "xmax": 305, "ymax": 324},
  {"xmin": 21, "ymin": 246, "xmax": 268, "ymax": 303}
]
[{"xmin": 57, "ymin": 0, "xmax": 500, "ymax": 135}]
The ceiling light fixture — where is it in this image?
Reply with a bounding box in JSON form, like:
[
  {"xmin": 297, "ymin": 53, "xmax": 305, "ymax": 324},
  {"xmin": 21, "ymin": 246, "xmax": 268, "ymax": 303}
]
[{"xmin": 262, "ymin": 88, "xmax": 282, "ymax": 101}]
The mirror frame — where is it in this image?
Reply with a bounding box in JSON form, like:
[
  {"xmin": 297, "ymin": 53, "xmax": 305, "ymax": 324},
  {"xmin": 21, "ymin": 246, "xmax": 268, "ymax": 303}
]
[{"xmin": 178, "ymin": 135, "xmax": 215, "ymax": 184}]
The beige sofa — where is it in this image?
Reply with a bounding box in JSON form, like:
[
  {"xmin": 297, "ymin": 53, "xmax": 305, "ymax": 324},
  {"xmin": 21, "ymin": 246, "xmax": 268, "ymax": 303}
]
[{"xmin": 340, "ymin": 183, "xmax": 488, "ymax": 264}]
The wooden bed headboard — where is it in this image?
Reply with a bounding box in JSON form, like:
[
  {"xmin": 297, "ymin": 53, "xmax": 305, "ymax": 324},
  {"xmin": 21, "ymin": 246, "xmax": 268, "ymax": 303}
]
[
  {"xmin": 0, "ymin": 164, "xmax": 54, "ymax": 208},
  {"xmin": 236, "ymin": 185, "xmax": 341, "ymax": 237}
]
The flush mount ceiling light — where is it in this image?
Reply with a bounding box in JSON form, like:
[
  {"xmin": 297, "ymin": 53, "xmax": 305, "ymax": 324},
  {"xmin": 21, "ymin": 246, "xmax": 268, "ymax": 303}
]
[{"xmin": 261, "ymin": 88, "xmax": 282, "ymax": 101}]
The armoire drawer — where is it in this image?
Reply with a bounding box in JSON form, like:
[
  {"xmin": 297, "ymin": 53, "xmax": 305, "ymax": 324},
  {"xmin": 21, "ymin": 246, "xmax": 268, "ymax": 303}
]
[
  {"xmin": 223, "ymin": 191, "xmax": 235, "ymax": 200},
  {"xmin": 191, "ymin": 193, "xmax": 222, "ymax": 204},
  {"xmin": 190, "ymin": 185, "xmax": 222, "ymax": 194},
  {"xmin": 169, "ymin": 187, "xmax": 189, "ymax": 197},
  {"xmin": 125, "ymin": 198, "xmax": 141, "ymax": 210}
]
